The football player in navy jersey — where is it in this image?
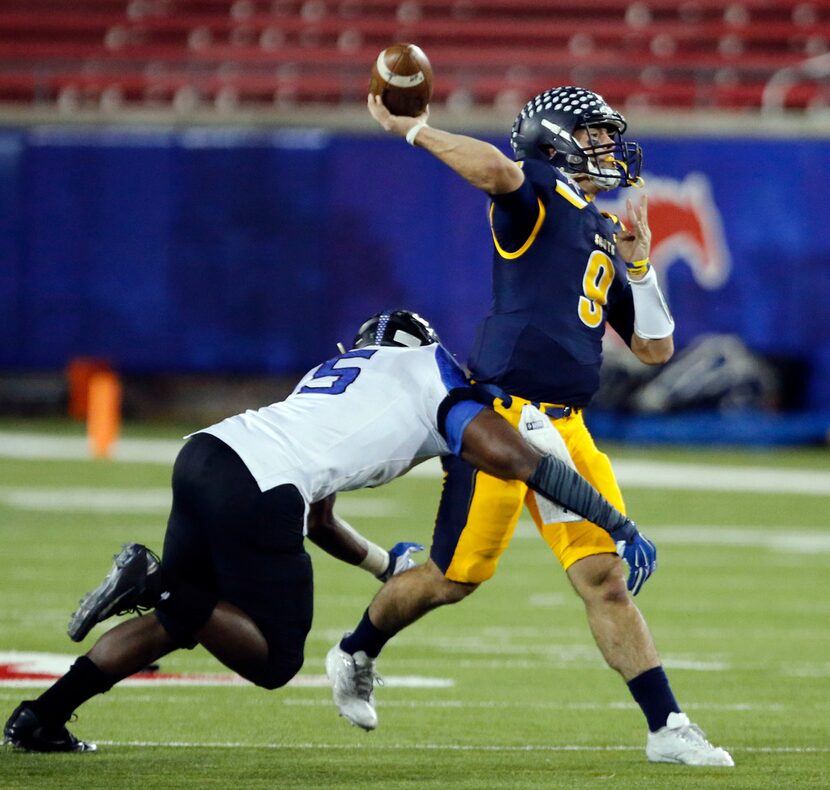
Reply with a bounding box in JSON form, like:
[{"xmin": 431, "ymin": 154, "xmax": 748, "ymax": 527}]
[
  {"xmin": 4, "ymin": 309, "xmax": 646, "ymax": 754},
  {"xmin": 325, "ymin": 90, "xmax": 733, "ymax": 767}
]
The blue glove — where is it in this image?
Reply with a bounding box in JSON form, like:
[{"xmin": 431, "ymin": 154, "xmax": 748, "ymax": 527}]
[
  {"xmin": 377, "ymin": 542, "xmax": 425, "ymax": 582},
  {"xmin": 609, "ymin": 520, "xmax": 657, "ymax": 596}
]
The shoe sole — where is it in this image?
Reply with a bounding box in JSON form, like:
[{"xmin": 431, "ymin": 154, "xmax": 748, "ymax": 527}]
[
  {"xmin": 647, "ymin": 750, "xmax": 734, "ymax": 767},
  {"xmin": 4, "ymin": 734, "xmax": 97, "ymax": 753},
  {"xmin": 67, "ymin": 545, "xmax": 145, "ymax": 642}
]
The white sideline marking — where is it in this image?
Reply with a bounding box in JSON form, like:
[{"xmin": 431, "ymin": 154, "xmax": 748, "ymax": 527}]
[
  {"xmin": 0, "ymin": 690, "xmax": 796, "ymax": 713},
  {"xmin": 528, "ymin": 592, "xmax": 567, "ymax": 607},
  {"xmin": 512, "ymin": 522, "xmax": 830, "ymax": 553},
  {"xmin": 410, "ymin": 457, "xmax": 830, "ymax": 496},
  {"xmin": 0, "ymin": 486, "xmax": 396, "ymax": 517},
  {"xmin": 647, "ymin": 526, "xmax": 830, "ymax": 553},
  {"xmin": 1, "ymin": 431, "xmax": 829, "ymax": 496},
  {"xmin": 0, "ymin": 676, "xmax": 453, "ymax": 689},
  {"xmin": 0, "ymin": 431, "xmax": 182, "ymax": 464},
  {"xmin": 618, "ymin": 460, "xmax": 830, "ymax": 496},
  {"xmin": 92, "ymin": 740, "xmax": 830, "ymax": 754},
  {"xmin": 662, "ymin": 659, "xmax": 731, "ymax": 671},
  {"xmin": 280, "ymin": 698, "xmax": 785, "ymax": 712},
  {"xmin": 0, "ymin": 486, "xmax": 171, "ymax": 513},
  {"xmin": 0, "ymin": 651, "xmax": 452, "ymax": 689}
]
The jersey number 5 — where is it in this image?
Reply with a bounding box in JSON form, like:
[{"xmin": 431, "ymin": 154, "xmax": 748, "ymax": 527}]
[
  {"xmin": 578, "ymin": 250, "xmax": 614, "ymax": 329},
  {"xmin": 298, "ymin": 349, "xmax": 377, "ymax": 395}
]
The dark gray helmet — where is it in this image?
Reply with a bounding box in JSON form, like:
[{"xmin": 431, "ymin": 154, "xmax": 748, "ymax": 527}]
[
  {"xmin": 353, "ymin": 309, "xmax": 440, "ymax": 349},
  {"xmin": 510, "ymin": 86, "xmax": 642, "ymax": 188}
]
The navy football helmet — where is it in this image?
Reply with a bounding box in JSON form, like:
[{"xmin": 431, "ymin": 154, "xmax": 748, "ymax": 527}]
[
  {"xmin": 510, "ymin": 86, "xmax": 643, "ymax": 189},
  {"xmin": 353, "ymin": 309, "xmax": 440, "ymax": 349}
]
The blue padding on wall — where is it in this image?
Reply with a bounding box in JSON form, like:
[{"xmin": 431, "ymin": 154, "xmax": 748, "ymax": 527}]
[
  {"xmin": 1, "ymin": 125, "xmax": 829, "ymax": 422},
  {"xmin": 586, "ymin": 409, "xmax": 830, "ymax": 447}
]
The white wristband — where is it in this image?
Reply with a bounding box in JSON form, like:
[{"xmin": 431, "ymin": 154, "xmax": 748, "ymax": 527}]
[
  {"xmin": 629, "ymin": 267, "xmax": 675, "ymax": 340},
  {"xmin": 358, "ymin": 542, "xmax": 390, "ymax": 577},
  {"xmin": 335, "ymin": 514, "xmax": 390, "ymax": 576},
  {"xmin": 405, "ymin": 121, "xmax": 428, "ymax": 146}
]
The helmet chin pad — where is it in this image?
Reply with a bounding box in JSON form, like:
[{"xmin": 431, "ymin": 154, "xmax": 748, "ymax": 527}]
[{"xmin": 585, "ymin": 165, "xmax": 622, "ymax": 191}]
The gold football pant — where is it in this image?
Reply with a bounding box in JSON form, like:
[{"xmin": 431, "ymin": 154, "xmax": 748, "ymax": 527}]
[{"xmin": 431, "ymin": 394, "xmax": 623, "ymax": 584}]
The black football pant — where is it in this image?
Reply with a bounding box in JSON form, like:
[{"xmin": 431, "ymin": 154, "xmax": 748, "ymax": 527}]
[{"xmin": 157, "ymin": 433, "xmax": 313, "ymax": 689}]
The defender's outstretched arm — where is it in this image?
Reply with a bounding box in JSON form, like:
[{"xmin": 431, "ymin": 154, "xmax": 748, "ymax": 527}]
[
  {"xmin": 459, "ymin": 409, "xmax": 629, "ymax": 534},
  {"xmin": 307, "ymin": 495, "xmax": 423, "ymax": 581},
  {"xmin": 459, "ymin": 408, "xmax": 655, "ymax": 594}
]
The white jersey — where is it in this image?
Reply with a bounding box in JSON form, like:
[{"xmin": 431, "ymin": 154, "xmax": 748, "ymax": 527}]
[{"xmin": 195, "ymin": 344, "xmax": 468, "ymax": 504}]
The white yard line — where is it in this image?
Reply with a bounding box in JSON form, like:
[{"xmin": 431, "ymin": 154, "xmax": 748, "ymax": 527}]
[
  {"xmin": 0, "ymin": 690, "xmax": 802, "ymax": 713},
  {"xmin": 513, "ymin": 522, "xmax": 830, "ymax": 553},
  {"xmin": 0, "ymin": 486, "xmax": 172, "ymax": 512},
  {"xmin": 0, "ymin": 431, "xmax": 182, "ymax": 464},
  {"xmin": 279, "ymin": 698, "xmax": 785, "ymax": 712},
  {"xmin": 616, "ymin": 460, "xmax": 830, "ymax": 496},
  {"xmin": 4, "ymin": 481, "xmax": 825, "ymax": 556},
  {"xmin": 0, "ymin": 649, "xmax": 453, "ymax": 689},
  {"xmin": 91, "ymin": 740, "xmax": 830, "ymax": 754},
  {"xmin": 1, "ymin": 430, "xmax": 828, "ymax": 495},
  {"xmin": 0, "ymin": 487, "xmax": 396, "ymax": 516}
]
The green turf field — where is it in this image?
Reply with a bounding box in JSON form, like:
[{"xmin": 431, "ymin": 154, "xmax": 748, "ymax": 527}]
[{"xmin": 1, "ymin": 421, "xmax": 828, "ymax": 789}]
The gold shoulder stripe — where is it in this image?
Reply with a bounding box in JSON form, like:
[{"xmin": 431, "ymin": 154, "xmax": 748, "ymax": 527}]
[
  {"xmin": 489, "ymin": 197, "xmax": 546, "ymax": 260},
  {"xmin": 554, "ymin": 180, "xmax": 588, "ymax": 209},
  {"xmin": 600, "ymin": 211, "xmax": 628, "ymax": 231}
]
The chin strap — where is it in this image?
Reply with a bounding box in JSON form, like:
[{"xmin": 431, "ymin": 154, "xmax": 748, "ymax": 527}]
[{"xmin": 615, "ymin": 157, "xmax": 645, "ymax": 188}]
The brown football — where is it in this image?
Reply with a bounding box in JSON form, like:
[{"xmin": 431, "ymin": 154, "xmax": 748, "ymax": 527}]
[{"xmin": 369, "ymin": 43, "xmax": 433, "ymax": 117}]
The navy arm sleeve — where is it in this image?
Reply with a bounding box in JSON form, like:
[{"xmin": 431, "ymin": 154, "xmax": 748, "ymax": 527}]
[{"xmin": 606, "ymin": 286, "xmax": 636, "ymax": 348}]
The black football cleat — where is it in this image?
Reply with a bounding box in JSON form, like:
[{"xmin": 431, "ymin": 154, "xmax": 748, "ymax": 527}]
[
  {"xmin": 68, "ymin": 543, "xmax": 162, "ymax": 642},
  {"xmin": 3, "ymin": 702, "xmax": 96, "ymax": 753}
]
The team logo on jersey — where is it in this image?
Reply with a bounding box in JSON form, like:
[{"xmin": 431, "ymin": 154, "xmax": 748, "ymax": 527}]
[{"xmin": 596, "ymin": 172, "xmax": 731, "ymax": 289}]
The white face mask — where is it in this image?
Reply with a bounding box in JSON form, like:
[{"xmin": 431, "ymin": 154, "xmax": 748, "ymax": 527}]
[
  {"xmin": 567, "ymin": 129, "xmax": 622, "ymax": 191},
  {"xmin": 584, "ymin": 157, "xmax": 621, "ymax": 191}
]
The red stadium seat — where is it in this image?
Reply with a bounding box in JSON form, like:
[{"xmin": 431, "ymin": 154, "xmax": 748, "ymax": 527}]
[{"xmin": 1, "ymin": 0, "xmax": 829, "ymax": 112}]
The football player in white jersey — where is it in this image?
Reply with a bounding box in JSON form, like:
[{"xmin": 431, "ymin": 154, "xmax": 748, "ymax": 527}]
[{"xmin": 4, "ymin": 310, "xmax": 650, "ymax": 753}]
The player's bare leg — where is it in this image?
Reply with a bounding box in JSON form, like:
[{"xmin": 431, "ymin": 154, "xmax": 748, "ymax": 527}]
[
  {"xmin": 88, "ymin": 601, "xmax": 270, "ymax": 684},
  {"xmin": 193, "ymin": 601, "xmax": 271, "ymax": 681},
  {"xmin": 87, "ymin": 615, "xmax": 177, "ymax": 678},
  {"xmin": 5, "ymin": 595, "xmax": 288, "ymax": 754},
  {"xmin": 566, "ymin": 552, "xmax": 659, "ymax": 680},
  {"xmin": 326, "ymin": 561, "xmax": 476, "ymax": 730},
  {"xmin": 367, "ymin": 560, "xmax": 476, "ymax": 633},
  {"xmin": 567, "ymin": 552, "xmax": 733, "ymax": 766}
]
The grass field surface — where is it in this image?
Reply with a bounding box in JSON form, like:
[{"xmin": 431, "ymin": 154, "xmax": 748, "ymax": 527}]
[{"xmin": 1, "ymin": 420, "xmax": 828, "ymax": 789}]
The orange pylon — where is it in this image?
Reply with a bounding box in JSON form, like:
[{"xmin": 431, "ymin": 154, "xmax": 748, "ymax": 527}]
[{"xmin": 87, "ymin": 371, "xmax": 122, "ymax": 459}]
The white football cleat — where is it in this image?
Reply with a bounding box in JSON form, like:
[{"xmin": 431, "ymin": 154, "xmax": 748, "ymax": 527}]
[
  {"xmin": 646, "ymin": 712, "xmax": 734, "ymax": 766},
  {"xmin": 325, "ymin": 642, "xmax": 379, "ymax": 731}
]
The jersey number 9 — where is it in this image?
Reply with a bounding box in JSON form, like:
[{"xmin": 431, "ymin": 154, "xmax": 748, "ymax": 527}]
[{"xmin": 578, "ymin": 251, "xmax": 614, "ymax": 329}]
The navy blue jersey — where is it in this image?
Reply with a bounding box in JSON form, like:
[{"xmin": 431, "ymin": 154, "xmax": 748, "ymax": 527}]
[{"xmin": 467, "ymin": 159, "xmax": 636, "ymax": 407}]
